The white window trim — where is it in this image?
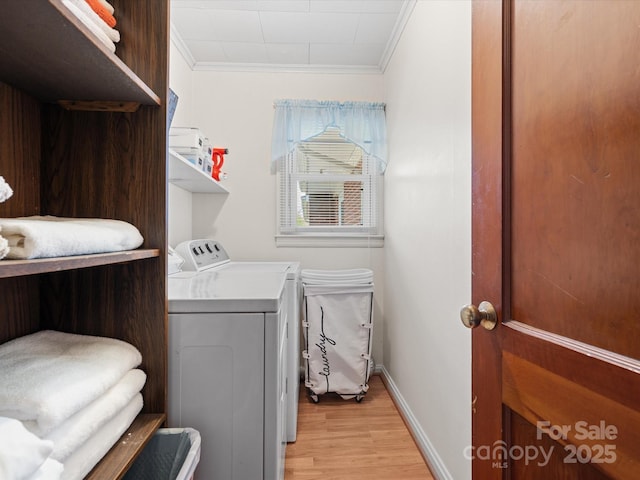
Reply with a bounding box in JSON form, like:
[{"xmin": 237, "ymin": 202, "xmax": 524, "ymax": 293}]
[{"xmin": 275, "ymin": 233, "xmax": 384, "ymax": 248}]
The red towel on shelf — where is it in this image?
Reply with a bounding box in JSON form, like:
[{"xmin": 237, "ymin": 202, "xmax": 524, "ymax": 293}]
[{"xmin": 85, "ymin": 0, "xmax": 116, "ymax": 28}]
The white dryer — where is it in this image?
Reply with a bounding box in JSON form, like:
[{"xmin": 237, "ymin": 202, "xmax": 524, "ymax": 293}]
[
  {"xmin": 197, "ymin": 262, "xmax": 301, "ymax": 444},
  {"xmin": 168, "ymin": 240, "xmax": 300, "ymax": 480}
]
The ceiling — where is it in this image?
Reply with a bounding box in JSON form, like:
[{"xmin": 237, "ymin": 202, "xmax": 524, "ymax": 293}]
[{"xmin": 170, "ymin": 0, "xmax": 415, "ymax": 73}]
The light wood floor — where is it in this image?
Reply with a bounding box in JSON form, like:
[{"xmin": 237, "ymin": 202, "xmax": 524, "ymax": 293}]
[{"xmin": 284, "ymin": 375, "xmax": 435, "ymax": 480}]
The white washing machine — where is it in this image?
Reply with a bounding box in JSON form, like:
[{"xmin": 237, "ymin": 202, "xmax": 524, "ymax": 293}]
[
  {"xmin": 204, "ymin": 262, "xmax": 301, "ymax": 444},
  {"xmin": 168, "ymin": 240, "xmax": 300, "ymax": 480}
]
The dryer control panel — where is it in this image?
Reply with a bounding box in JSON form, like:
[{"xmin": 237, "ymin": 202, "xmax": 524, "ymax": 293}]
[{"xmin": 174, "ymin": 239, "xmax": 231, "ymax": 272}]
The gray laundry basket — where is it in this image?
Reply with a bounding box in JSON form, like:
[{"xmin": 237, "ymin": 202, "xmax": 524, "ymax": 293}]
[
  {"xmin": 123, "ymin": 428, "xmax": 201, "ymax": 480},
  {"xmin": 301, "ymin": 269, "xmax": 374, "ymax": 403}
]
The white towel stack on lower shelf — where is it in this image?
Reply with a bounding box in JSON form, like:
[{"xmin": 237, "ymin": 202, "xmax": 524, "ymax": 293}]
[
  {"xmin": 0, "ymin": 417, "xmax": 63, "ymax": 480},
  {"xmin": 0, "ymin": 330, "xmax": 147, "ymax": 480}
]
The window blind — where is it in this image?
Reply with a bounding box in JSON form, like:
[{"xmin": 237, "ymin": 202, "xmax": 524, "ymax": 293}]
[{"xmin": 279, "ymin": 128, "xmax": 380, "ymax": 235}]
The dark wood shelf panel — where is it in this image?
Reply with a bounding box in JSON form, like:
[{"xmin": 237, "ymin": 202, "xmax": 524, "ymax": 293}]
[
  {"xmin": 1, "ymin": 1, "xmax": 169, "ymax": 478},
  {"xmin": 0, "ymin": 0, "xmax": 160, "ymax": 106},
  {"xmin": 0, "ymin": 249, "xmax": 160, "ymax": 278},
  {"xmin": 85, "ymin": 413, "xmax": 166, "ymax": 480}
]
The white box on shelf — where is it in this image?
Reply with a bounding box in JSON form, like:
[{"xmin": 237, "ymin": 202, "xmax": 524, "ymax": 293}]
[
  {"xmin": 203, "ymin": 156, "xmax": 213, "ymax": 176},
  {"xmin": 178, "ymin": 152, "xmax": 206, "ymax": 168},
  {"xmin": 169, "ymin": 127, "xmax": 206, "ymax": 163}
]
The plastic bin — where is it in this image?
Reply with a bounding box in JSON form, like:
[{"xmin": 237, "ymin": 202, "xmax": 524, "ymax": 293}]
[{"xmin": 123, "ymin": 428, "xmax": 201, "ymax": 480}]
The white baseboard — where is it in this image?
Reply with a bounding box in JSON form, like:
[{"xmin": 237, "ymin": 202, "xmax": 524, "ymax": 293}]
[{"xmin": 376, "ymin": 365, "xmax": 453, "ymax": 480}]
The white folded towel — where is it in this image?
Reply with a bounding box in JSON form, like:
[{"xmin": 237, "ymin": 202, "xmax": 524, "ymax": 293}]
[
  {"xmin": 0, "ymin": 417, "xmax": 61, "ymax": 480},
  {"xmin": 0, "ymin": 232, "xmax": 8, "ymax": 260},
  {"xmin": 61, "ymin": 0, "xmax": 116, "ymax": 52},
  {"xmin": 0, "ymin": 216, "xmax": 144, "ymax": 260},
  {"xmin": 0, "ymin": 330, "xmax": 142, "ymax": 436},
  {"xmin": 44, "ymin": 369, "xmax": 146, "ymax": 462},
  {"xmin": 66, "ymin": 0, "xmax": 120, "ymax": 42},
  {"xmin": 0, "ymin": 176, "xmax": 13, "ymax": 203},
  {"xmin": 98, "ymin": 0, "xmax": 114, "ymax": 15},
  {"xmin": 27, "ymin": 458, "xmax": 64, "ymax": 480},
  {"xmin": 61, "ymin": 394, "xmax": 143, "ymax": 480}
]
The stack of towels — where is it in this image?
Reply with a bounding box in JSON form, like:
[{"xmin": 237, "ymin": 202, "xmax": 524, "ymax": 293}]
[
  {"xmin": 0, "ymin": 176, "xmax": 12, "ymax": 260},
  {"xmin": 61, "ymin": 0, "xmax": 120, "ymax": 53},
  {"xmin": 0, "ymin": 330, "xmax": 146, "ymax": 480},
  {"xmin": 0, "ymin": 216, "xmax": 144, "ymax": 260}
]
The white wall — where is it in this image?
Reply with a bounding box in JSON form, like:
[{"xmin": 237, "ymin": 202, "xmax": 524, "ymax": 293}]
[
  {"xmin": 169, "ymin": 67, "xmax": 386, "ymax": 364},
  {"xmin": 383, "ymin": 2, "xmax": 471, "ymax": 479}
]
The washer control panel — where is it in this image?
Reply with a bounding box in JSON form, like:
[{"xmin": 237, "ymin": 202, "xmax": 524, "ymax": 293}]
[{"xmin": 174, "ymin": 239, "xmax": 231, "ymax": 272}]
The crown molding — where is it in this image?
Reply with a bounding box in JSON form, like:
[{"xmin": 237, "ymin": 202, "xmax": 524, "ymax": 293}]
[
  {"xmin": 170, "ymin": 23, "xmax": 196, "ymax": 69},
  {"xmin": 379, "ymin": 0, "xmax": 417, "ymax": 73},
  {"xmin": 192, "ymin": 62, "xmax": 383, "ymax": 75}
]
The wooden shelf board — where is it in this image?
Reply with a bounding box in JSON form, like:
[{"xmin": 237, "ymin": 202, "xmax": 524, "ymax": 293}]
[
  {"xmin": 0, "ymin": 0, "xmax": 159, "ymax": 105},
  {"xmin": 0, "ymin": 249, "xmax": 160, "ymax": 278},
  {"xmin": 85, "ymin": 413, "xmax": 166, "ymax": 480}
]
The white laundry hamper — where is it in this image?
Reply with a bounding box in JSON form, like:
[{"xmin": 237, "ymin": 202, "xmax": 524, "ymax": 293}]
[{"xmin": 301, "ymin": 269, "xmax": 374, "ymax": 403}]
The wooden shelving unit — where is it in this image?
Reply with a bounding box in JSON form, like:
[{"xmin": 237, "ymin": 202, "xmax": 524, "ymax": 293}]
[
  {"xmin": 0, "ymin": 0, "xmax": 160, "ymax": 107},
  {"xmin": 0, "ymin": 0, "xmax": 169, "ymax": 477},
  {"xmin": 169, "ymin": 149, "xmax": 230, "ymax": 193}
]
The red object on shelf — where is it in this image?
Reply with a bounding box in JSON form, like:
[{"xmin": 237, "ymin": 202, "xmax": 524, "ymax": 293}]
[{"xmin": 211, "ymin": 148, "xmax": 227, "ymax": 181}]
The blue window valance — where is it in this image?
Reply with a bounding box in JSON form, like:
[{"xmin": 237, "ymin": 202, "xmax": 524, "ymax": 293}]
[{"xmin": 271, "ymin": 99, "xmax": 388, "ymax": 174}]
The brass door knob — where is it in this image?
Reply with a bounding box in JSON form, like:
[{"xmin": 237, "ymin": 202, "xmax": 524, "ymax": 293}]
[{"xmin": 460, "ymin": 301, "xmax": 497, "ymax": 330}]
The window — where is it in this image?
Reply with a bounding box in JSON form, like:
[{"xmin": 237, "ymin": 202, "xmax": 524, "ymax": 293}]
[
  {"xmin": 272, "ymin": 100, "xmax": 387, "ymax": 247},
  {"xmin": 277, "ymin": 128, "xmax": 383, "ymax": 247}
]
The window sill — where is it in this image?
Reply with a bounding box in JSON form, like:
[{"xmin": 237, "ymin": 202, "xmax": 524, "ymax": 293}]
[{"xmin": 275, "ymin": 234, "xmax": 384, "ymax": 248}]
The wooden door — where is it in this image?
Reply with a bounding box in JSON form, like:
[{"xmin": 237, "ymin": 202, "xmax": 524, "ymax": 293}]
[{"xmin": 470, "ymin": 1, "xmax": 640, "ymax": 478}]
